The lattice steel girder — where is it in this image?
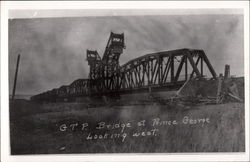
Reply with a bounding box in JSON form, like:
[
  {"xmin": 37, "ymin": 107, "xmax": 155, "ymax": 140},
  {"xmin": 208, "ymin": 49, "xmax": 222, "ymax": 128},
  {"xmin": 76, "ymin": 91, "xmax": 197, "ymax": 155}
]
[
  {"xmin": 31, "ymin": 48, "xmax": 217, "ymax": 101},
  {"xmin": 90, "ymin": 48, "xmax": 217, "ymax": 94},
  {"xmin": 31, "ymin": 78, "xmax": 90, "ymax": 102}
]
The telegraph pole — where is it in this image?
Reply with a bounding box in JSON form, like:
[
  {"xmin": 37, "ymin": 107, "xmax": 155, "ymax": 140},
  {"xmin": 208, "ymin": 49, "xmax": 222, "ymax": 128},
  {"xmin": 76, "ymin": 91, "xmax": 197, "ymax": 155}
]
[{"xmin": 12, "ymin": 54, "xmax": 20, "ymax": 100}]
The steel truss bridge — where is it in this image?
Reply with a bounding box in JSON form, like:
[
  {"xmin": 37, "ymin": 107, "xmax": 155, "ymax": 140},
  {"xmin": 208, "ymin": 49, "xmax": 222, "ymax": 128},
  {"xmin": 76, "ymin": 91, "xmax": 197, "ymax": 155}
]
[{"xmin": 31, "ymin": 32, "xmax": 217, "ymax": 102}]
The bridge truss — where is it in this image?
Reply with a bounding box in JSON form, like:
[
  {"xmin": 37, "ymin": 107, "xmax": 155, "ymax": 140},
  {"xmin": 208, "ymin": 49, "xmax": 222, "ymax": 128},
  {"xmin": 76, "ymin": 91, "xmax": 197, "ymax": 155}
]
[{"xmin": 31, "ymin": 32, "xmax": 217, "ymax": 102}]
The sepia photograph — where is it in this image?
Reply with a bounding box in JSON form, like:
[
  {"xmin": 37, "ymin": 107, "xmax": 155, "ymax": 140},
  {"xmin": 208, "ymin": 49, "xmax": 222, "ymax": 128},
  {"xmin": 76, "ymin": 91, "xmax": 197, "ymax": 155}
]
[{"xmin": 1, "ymin": 1, "xmax": 249, "ymax": 162}]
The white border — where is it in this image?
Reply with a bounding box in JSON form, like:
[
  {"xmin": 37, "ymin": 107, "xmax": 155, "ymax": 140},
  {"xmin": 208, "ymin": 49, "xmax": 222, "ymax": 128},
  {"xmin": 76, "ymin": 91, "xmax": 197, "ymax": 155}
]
[{"xmin": 1, "ymin": 1, "xmax": 249, "ymax": 162}]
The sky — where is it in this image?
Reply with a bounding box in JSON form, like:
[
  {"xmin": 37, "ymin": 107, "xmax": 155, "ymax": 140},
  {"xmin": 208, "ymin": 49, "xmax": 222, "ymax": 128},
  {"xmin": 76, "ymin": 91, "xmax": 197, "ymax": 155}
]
[{"xmin": 8, "ymin": 12, "xmax": 244, "ymax": 95}]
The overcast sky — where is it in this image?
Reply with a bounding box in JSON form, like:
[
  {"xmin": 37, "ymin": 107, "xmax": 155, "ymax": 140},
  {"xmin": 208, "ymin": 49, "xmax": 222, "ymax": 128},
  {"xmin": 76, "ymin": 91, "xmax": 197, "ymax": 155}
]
[{"xmin": 9, "ymin": 12, "xmax": 244, "ymax": 95}]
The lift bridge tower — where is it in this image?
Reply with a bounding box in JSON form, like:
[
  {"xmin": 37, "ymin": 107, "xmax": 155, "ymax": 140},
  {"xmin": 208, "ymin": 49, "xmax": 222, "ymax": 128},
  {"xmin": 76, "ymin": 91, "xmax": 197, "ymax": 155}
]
[{"xmin": 86, "ymin": 32, "xmax": 125, "ymax": 94}]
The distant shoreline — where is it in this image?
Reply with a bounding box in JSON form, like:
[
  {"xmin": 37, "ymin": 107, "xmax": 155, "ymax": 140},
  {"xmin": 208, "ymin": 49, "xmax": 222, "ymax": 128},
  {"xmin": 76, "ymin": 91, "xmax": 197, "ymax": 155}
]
[{"xmin": 9, "ymin": 94, "xmax": 32, "ymax": 100}]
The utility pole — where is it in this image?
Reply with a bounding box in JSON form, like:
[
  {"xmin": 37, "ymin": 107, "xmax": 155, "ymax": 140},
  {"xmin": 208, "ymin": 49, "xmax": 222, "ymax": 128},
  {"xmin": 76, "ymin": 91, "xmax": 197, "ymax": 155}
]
[{"xmin": 12, "ymin": 54, "xmax": 20, "ymax": 100}]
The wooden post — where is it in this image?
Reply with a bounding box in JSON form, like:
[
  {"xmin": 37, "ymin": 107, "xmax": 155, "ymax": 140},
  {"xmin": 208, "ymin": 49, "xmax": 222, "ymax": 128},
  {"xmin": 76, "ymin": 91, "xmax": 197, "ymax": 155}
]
[
  {"xmin": 216, "ymin": 74, "xmax": 223, "ymax": 104},
  {"xmin": 12, "ymin": 54, "xmax": 20, "ymax": 100}
]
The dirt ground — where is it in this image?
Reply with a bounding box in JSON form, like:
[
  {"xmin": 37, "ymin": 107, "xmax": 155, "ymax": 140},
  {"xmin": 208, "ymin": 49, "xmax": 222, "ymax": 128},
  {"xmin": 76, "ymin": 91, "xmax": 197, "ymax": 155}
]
[{"xmin": 9, "ymin": 99, "xmax": 245, "ymax": 154}]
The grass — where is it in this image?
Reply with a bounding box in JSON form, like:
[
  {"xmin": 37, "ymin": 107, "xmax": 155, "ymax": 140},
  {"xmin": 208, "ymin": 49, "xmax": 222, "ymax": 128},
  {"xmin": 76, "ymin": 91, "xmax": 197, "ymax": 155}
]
[{"xmin": 9, "ymin": 99, "xmax": 245, "ymax": 154}]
